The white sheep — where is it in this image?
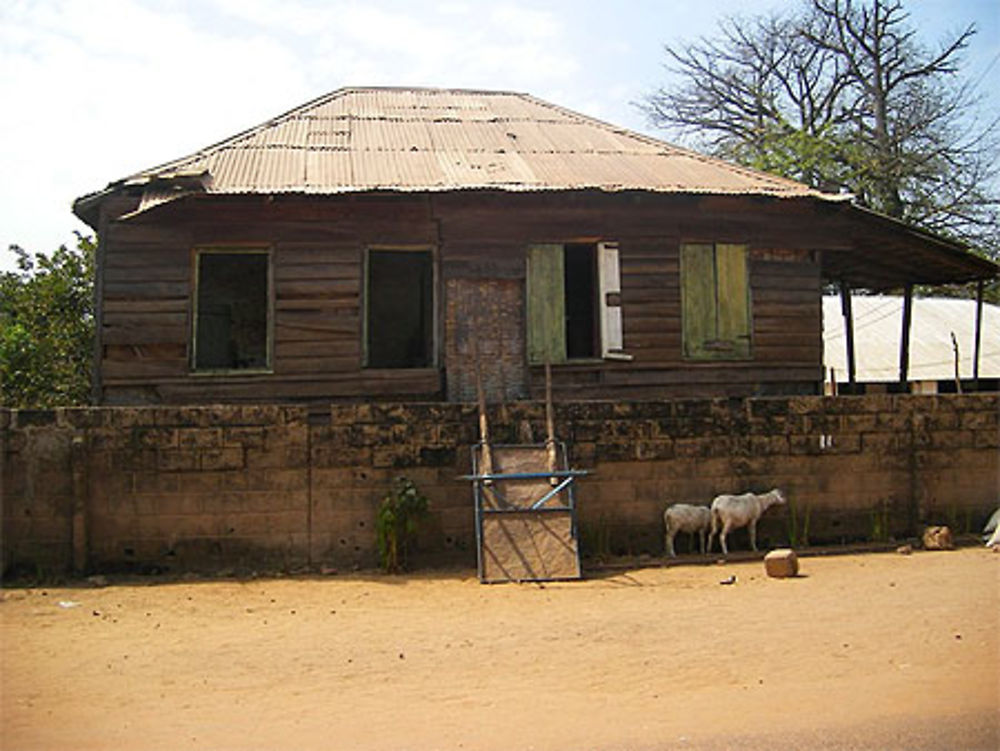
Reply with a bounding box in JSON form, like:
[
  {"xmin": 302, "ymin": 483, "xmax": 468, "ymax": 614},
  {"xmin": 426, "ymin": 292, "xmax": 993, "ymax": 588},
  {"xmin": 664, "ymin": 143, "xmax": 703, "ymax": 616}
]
[
  {"xmin": 663, "ymin": 503, "xmax": 712, "ymax": 557},
  {"xmin": 984, "ymin": 507, "xmax": 1000, "ymax": 548},
  {"xmin": 707, "ymin": 488, "xmax": 787, "ymax": 555}
]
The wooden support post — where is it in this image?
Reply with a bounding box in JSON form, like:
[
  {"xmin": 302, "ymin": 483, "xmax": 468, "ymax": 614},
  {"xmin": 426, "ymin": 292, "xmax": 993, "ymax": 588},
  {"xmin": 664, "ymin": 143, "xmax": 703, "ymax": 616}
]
[
  {"xmin": 899, "ymin": 284, "xmax": 914, "ymax": 389},
  {"xmin": 839, "ymin": 282, "xmax": 856, "ymax": 388},
  {"xmin": 950, "ymin": 332, "xmax": 963, "ymax": 394},
  {"xmin": 471, "ymin": 312, "xmax": 493, "ymax": 482},
  {"xmin": 545, "ymin": 362, "xmax": 558, "ymax": 484},
  {"xmin": 973, "ymin": 280, "xmax": 984, "ymax": 390}
]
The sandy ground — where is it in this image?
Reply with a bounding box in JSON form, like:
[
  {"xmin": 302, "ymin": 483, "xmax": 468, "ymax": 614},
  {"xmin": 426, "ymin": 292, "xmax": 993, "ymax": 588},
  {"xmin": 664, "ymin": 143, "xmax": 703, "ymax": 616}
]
[{"xmin": 2, "ymin": 547, "xmax": 997, "ymax": 751}]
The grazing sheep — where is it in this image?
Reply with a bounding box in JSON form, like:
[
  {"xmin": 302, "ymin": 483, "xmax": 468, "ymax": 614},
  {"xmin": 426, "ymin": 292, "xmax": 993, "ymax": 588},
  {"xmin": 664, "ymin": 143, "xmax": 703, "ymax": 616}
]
[
  {"xmin": 663, "ymin": 503, "xmax": 712, "ymax": 557},
  {"xmin": 984, "ymin": 508, "xmax": 1000, "ymax": 548},
  {"xmin": 707, "ymin": 489, "xmax": 787, "ymax": 555}
]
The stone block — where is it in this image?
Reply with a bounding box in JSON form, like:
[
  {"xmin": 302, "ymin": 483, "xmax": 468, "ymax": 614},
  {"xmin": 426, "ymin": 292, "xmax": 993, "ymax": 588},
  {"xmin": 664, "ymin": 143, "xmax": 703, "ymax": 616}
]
[
  {"xmin": 113, "ymin": 448, "xmax": 157, "ymax": 471},
  {"xmin": 157, "ymin": 449, "xmax": 199, "ymax": 472},
  {"xmin": 973, "ymin": 429, "xmax": 1000, "ymax": 449},
  {"xmin": 178, "ymin": 428, "xmax": 223, "ymax": 449},
  {"xmin": 223, "ymin": 426, "xmax": 266, "ymax": 449},
  {"xmin": 200, "ymin": 447, "xmax": 245, "ymax": 471},
  {"xmin": 922, "ymin": 525, "xmax": 954, "ymax": 550},
  {"xmin": 136, "ymin": 428, "xmax": 179, "ymax": 449},
  {"xmin": 930, "ymin": 430, "xmax": 974, "ymax": 450},
  {"xmin": 15, "ymin": 410, "xmax": 57, "ymax": 427},
  {"xmin": 764, "ymin": 548, "xmax": 799, "ymax": 578}
]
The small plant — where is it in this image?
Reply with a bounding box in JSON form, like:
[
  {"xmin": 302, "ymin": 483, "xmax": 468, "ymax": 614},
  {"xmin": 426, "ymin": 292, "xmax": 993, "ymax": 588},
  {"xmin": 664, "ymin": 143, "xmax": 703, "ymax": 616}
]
[
  {"xmin": 944, "ymin": 504, "xmax": 973, "ymax": 535},
  {"xmin": 375, "ymin": 476, "xmax": 429, "ymax": 573},
  {"xmin": 870, "ymin": 499, "xmax": 891, "ymax": 543},
  {"xmin": 787, "ymin": 497, "xmax": 812, "ymax": 548},
  {"xmin": 579, "ymin": 514, "xmax": 613, "ymax": 562}
]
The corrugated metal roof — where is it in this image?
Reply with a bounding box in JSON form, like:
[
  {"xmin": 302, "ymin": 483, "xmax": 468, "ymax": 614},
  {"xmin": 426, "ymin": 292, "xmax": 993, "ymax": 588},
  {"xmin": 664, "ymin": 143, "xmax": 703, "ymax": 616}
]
[
  {"xmin": 823, "ymin": 296, "xmax": 1000, "ymax": 382},
  {"xmin": 73, "ymin": 87, "xmax": 996, "ymax": 292},
  {"xmin": 86, "ymin": 86, "xmax": 842, "ymax": 206}
]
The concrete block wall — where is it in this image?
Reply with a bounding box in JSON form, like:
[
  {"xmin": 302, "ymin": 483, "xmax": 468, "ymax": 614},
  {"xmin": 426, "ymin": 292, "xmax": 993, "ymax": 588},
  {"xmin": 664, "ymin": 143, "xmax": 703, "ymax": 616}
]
[{"xmin": 2, "ymin": 394, "xmax": 997, "ymax": 575}]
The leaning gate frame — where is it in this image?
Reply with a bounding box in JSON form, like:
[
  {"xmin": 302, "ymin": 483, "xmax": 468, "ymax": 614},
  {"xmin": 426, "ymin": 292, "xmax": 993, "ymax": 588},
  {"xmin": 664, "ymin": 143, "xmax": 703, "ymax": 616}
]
[{"xmin": 467, "ymin": 442, "xmax": 585, "ymax": 583}]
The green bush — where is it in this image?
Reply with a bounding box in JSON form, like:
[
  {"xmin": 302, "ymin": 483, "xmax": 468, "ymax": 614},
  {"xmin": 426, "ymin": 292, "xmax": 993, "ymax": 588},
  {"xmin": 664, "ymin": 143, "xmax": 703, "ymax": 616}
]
[
  {"xmin": 1, "ymin": 235, "xmax": 95, "ymax": 408},
  {"xmin": 375, "ymin": 476, "xmax": 429, "ymax": 573}
]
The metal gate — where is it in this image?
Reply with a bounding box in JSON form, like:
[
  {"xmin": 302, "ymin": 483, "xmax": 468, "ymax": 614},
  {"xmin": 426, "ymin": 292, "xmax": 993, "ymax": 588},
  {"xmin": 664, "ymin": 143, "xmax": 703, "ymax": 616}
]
[{"xmin": 468, "ymin": 443, "xmax": 584, "ymax": 583}]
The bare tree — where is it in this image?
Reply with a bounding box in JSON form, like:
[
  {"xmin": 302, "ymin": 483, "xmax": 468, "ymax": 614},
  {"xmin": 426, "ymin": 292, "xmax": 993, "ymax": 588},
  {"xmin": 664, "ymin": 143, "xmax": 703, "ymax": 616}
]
[{"xmin": 639, "ymin": 0, "xmax": 999, "ymax": 258}]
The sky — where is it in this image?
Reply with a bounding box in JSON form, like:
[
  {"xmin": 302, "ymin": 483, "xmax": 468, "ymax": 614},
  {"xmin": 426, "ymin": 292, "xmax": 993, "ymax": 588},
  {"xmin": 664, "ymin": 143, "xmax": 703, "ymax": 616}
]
[{"xmin": 2, "ymin": 0, "xmax": 998, "ymax": 272}]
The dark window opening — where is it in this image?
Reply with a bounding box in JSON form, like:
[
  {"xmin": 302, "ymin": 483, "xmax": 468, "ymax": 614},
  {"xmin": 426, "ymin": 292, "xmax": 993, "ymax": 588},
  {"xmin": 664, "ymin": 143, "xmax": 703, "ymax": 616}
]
[
  {"xmin": 194, "ymin": 252, "xmax": 269, "ymax": 371},
  {"xmin": 564, "ymin": 243, "xmax": 598, "ymax": 359},
  {"xmin": 366, "ymin": 250, "xmax": 433, "ymax": 368}
]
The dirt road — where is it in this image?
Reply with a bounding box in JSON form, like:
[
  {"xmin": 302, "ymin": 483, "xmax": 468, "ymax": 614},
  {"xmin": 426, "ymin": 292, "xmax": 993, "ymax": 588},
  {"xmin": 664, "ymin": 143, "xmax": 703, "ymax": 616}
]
[{"xmin": 2, "ymin": 547, "xmax": 997, "ymax": 750}]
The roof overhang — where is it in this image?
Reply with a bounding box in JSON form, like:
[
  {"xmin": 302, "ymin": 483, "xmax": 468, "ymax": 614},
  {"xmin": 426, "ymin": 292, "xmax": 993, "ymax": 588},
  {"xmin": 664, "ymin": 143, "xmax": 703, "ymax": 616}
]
[
  {"xmin": 819, "ymin": 203, "xmax": 998, "ymax": 290},
  {"xmin": 80, "ymin": 181, "xmax": 998, "ymax": 291},
  {"xmin": 72, "ymin": 170, "xmax": 211, "ymax": 229}
]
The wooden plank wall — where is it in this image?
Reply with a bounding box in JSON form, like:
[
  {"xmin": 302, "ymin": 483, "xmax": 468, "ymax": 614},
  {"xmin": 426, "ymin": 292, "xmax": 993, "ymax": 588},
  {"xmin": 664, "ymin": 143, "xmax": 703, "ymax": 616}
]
[
  {"xmin": 99, "ymin": 191, "xmax": 828, "ymax": 404},
  {"xmin": 100, "ymin": 196, "xmax": 441, "ymax": 404},
  {"xmin": 432, "ymin": 192, "xmax": 825, "ymax": 400}
]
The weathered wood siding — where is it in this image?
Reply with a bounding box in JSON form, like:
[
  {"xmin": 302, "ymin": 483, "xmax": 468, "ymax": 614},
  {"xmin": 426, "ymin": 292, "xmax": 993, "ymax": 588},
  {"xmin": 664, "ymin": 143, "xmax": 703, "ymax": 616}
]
[
  {"xmin": 98, "ymin": 191, "xmax": 827, "ymax": 404},
  {"xmin": 432, "ymin": 192, "xmax": 824, "ymax": 400}
]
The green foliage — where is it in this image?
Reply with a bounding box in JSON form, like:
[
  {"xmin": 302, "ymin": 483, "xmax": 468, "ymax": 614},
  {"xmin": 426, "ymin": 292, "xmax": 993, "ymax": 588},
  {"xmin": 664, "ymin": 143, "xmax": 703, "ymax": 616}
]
[
  {"xmin": 579, "ymin": 514, "xmax": 614, "ymax": 562},
  {"xmin": 375, "ymin": 476, "xmax": 429, "ymax": 573},
  {"xmin": 870, "ymin": 500, "xmax": 891, "ymax": 543},
  {"xmin": 787, "ymin": 496, "xmax": 812, "ymax": 548},
  {"xmin": 1, "ymin": 234, "xmax": 96, "ymax": 408}
]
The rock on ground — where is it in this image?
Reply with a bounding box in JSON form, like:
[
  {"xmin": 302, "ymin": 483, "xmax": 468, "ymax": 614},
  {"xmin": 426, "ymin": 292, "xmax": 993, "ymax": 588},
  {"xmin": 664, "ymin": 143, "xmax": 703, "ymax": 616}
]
[
  {"xmin": 922, "ymin": 526, "xmax": 954, "ymax": 550},
  {"xmin": 764, "ymin": 548, "xmax": 799, "ymax": 578}
]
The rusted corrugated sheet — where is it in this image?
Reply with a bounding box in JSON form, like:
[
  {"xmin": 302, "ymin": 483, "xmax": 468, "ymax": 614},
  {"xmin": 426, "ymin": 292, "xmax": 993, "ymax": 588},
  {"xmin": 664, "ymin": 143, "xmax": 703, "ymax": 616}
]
[{"xmin": 93, "ymin": 87, "xmax": 837, "ymax": 203}]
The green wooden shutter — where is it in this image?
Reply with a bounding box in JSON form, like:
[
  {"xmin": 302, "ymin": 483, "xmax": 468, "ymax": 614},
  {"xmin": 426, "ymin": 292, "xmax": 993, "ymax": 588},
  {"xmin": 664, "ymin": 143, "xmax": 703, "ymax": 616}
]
[
  {"xmin": 715, "ymin": 243, "xmax": 751, "ymax": 358},
  {"xmin": 526, "ymin": 244, "xmax": 566, "ymax": 365},
  {"xmin": 681, "ymin": 242, "xmax": 752, "ymax": 360},
  {"xmin": 680, "ymin": 243, "xmax": 716, "ymax": 358}
]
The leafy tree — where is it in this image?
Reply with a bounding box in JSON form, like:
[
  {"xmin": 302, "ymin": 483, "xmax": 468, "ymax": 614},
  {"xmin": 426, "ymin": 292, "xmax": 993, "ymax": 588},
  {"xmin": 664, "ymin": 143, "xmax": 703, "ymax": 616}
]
[
  {"xmin": 640, "ymin": 0, "xmax": 999, "ymax": 261},
  {"xmin": 1, "ymin": 234, "xmax": 96, "ymax": 408}
]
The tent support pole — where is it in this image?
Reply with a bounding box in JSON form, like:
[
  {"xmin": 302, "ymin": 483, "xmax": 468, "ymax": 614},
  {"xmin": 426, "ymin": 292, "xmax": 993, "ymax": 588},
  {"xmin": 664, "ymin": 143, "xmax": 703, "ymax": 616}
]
[
  {"xmin": 899, "ymin": 284, "xmax": 914, "ymax": 390},
  {"xmin": 972, "ymin": 280, "xmax": 984, "ymax": 390},
  {"xmin": 840, "ymin": 281, "xmax": 856, "ymax": 389}
]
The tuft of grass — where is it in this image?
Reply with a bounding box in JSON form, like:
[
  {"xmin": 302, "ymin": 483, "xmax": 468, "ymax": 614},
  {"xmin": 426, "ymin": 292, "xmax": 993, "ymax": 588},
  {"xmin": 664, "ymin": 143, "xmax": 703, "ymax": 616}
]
[
  {"xmin": 870, "ymin": 499, "xmax": 891, "ymax": 543},
  {"xmin": 787, "ymin": 496, "xmax": 812, "ymax": 548}
]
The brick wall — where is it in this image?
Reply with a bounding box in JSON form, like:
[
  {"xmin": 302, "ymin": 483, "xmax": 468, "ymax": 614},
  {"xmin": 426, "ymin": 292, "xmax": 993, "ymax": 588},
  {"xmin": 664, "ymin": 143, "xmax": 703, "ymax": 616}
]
[{"xmin": 2, "ymin": 395, "xmax": 997, "ymax": 575}]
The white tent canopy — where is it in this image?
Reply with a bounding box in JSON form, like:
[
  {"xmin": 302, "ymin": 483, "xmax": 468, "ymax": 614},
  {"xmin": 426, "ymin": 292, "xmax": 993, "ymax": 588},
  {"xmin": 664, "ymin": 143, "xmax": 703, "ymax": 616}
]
[{"xmin": 823, "ymin": 296, "xmax": 999, "ymax": 384}]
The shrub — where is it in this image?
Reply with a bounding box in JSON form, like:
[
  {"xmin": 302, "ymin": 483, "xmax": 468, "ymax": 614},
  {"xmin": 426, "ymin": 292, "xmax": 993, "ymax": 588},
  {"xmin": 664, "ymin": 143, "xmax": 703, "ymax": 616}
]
[{"xmin": 375, "ymin": 476, "xmax": 429, "ymax": 573}]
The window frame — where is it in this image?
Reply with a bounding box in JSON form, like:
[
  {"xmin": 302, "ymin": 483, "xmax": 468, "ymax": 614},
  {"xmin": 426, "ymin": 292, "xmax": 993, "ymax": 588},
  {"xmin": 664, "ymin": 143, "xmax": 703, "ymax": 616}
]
[
  {"xmin": 679, "ymin": 241, "xmax": 753, "ymax": 361},
  {"xmin": 362, "ymin": 244, "xmax": 438, "ymax": 370},
  {"xmin": 525, "ymin": 240, "xmax": 630, "ymax": 366},
  {"xmin": 190, "ymin": 246, "xmax": 274, "ymax": 375}
]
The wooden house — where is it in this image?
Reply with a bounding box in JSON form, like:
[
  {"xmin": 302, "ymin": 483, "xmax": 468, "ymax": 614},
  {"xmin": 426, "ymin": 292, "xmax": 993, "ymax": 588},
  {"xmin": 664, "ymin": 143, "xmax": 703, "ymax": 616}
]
[{"xmin": 72, "ymin": 87, "xmax": 998, "ymax": 405}]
